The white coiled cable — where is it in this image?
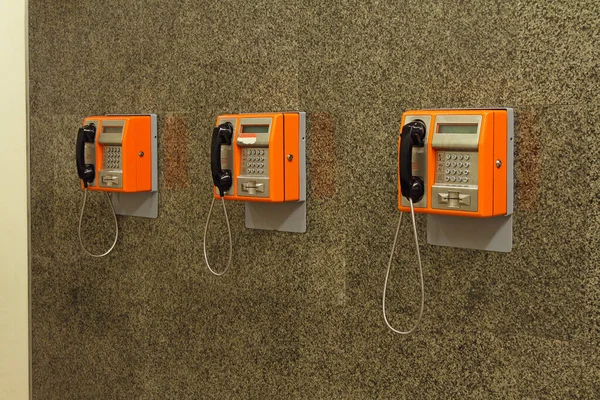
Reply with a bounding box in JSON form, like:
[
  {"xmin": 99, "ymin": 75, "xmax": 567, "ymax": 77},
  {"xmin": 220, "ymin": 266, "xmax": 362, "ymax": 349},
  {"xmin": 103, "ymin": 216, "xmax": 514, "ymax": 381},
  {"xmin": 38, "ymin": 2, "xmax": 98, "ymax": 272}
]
[
  {"xmin": 203, "ymin": 196, "xmax": 233, "ymax": 276},
  {"xmin": 78, "ymin": 189, "xmax": 119, "ymax": 257},
  {"xmin": 382, "ymin": 199, "xmax": 424, "ymax": 334}
]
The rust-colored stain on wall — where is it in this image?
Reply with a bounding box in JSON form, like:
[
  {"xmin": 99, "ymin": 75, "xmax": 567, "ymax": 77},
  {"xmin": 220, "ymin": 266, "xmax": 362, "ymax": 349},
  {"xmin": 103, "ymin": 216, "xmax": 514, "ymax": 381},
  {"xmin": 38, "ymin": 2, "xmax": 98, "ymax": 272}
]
[
  {"xmin": 309, "ymin": 113, "xmax": 337, "ymax": 199},
  {"xmin": 163, "ymin": 114, "xmax": 190, "ymax": 189},
  {"xmin": 515, "ymin": 110, "xmax": 541, "ymax": 211}
]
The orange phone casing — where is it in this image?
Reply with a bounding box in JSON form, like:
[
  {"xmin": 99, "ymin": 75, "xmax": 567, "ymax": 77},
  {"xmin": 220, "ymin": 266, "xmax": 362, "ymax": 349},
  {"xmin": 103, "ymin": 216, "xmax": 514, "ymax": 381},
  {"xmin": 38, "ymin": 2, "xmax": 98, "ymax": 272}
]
[
  {"xmin": 213, "ymin": 112, "xmax": 303, "ymax": 203},
  {"xmin": 81, "ymin": 115, "xmax": 154, "ymax": 193},
  {"xmin": 398, "ymin": 109, "xmax": 512, "ymax": 218}
]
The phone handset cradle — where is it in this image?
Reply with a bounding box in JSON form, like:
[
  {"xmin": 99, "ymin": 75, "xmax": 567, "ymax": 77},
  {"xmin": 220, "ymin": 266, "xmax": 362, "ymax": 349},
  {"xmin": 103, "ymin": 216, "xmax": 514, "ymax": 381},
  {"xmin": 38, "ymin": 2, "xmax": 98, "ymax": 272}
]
[
  {"xmin": 204, "ymin": 122, "xmax": 234, "ymax": 276},
  {"xmin": 383, "ymin": 119, "xmax": 426, "ymax": 335}
]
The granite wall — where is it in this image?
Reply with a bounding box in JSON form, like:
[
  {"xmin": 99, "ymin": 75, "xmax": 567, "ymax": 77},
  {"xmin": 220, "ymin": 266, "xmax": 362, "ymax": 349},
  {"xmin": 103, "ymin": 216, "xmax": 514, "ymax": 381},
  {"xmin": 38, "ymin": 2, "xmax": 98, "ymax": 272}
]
[{"xmin": 29, "ymin": 0, "xmax": 600, "ymax": 398}]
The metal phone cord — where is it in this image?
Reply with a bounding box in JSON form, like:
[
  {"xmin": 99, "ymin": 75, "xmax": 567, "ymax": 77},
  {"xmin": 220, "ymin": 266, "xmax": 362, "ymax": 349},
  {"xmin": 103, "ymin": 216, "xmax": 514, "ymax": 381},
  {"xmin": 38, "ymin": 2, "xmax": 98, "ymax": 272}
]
[
  {"xmin": 203, "ymin": 197, "xmax": 233, "ymax": 276},
  {"xmin": 78, "ymin": 189, "xmax": 119, "ymax": 257},
  {"xmin": 382, "ymin": 199, "xmax": 425, "ymax": 334}
]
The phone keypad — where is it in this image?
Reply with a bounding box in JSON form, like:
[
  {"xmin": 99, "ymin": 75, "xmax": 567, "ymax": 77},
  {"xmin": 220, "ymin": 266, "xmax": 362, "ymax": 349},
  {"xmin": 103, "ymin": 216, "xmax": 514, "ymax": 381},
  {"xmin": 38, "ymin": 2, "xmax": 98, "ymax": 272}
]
[
  {"xmin": 103, "ymin": 146, "xmax": 121, "ymax": 170},
  {"xmin": 436, "ymin": 151, "xmax": 475, "ymax": 185},
  {"xmin": 241, "ymin": 148, "xmax": 268, "ymax": 176}
]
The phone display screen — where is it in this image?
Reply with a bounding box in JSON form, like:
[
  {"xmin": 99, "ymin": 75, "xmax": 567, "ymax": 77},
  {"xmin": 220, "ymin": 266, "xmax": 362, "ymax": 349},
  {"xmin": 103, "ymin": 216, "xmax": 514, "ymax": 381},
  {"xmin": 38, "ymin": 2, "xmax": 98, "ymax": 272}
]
[
  {"xmin": 102, "ymin": 126, "xmax": 123, "ymax": 134},
  {"xmin": 242, "ymin": 125, "xmax": 269, "ymax": 134},
  {"xmin": 437, "ymin": 124, "xmax": 478, "ymax": 134}
]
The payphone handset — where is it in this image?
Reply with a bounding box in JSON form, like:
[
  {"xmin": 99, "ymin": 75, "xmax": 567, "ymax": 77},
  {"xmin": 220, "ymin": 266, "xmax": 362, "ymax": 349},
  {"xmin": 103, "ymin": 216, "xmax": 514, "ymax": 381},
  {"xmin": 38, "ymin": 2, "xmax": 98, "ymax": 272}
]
[
  {"xmin": 384, "ymin": 109, "xmax": 513, "ymax": 335},
  {"xmin": 76, "ymin": 115, "xmax": 157, "ymax": 257},
  {"xmin": 204, "ymin": 112, "xmax": 306, "ymax": 275}
]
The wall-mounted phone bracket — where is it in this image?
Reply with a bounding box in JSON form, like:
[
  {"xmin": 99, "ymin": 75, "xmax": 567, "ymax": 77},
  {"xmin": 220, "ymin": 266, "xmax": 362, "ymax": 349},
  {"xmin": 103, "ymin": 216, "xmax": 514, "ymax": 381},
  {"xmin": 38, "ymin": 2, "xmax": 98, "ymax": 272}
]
[
  {"xmin": 245, "ymin": 201, "xmax": 306, "ymax": 233},
  {"xmin": 105, "ymin": 114, "xmax": 158, "ymax": 219},
  {"xmin": 427, "ymin": 213, "xmax": 512, "ymax": 252},
  {"xmin": 399, "ymin": 108, "xmax": 514, "ymax": 252}
]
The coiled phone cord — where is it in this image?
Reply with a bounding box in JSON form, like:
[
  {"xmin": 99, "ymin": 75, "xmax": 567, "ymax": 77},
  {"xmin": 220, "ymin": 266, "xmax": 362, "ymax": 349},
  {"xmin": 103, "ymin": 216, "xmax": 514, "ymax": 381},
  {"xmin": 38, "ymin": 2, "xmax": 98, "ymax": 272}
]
[
  {"xmin": 78, "ymin": 189, "xmax": 119, "ymax": 258},
  {"xmin": 203, "ymin": 197, "xmax": 233, "ymax": 276},
  {"xmin": 383, "ymin": 199, "xmax": 425, "ymax": 334}
]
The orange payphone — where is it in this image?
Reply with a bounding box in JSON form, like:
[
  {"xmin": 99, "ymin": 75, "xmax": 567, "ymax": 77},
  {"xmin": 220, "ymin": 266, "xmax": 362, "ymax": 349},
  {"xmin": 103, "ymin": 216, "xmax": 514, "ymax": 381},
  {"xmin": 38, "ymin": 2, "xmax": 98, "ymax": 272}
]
[
  {"xmin": 77, "ymin": 115, "xmax": 155, "ymax": 192},
  {"xmin": 384, "ymin": 109, "xmax": 514, "ymax": 335},
  {"xmin": 211, "ymin": 112, "xmax": 304, "ymax": 202},
  {"xmin": 204, "ymin": 112, "xmax": 307, "ymax": 275},
  {"xmin": 398, "ymin": 109, "xmax": 513, "ymax": 217},
  {"xmin": 76, "ymin": 114, "xmax": 158, "ymax": 257}
]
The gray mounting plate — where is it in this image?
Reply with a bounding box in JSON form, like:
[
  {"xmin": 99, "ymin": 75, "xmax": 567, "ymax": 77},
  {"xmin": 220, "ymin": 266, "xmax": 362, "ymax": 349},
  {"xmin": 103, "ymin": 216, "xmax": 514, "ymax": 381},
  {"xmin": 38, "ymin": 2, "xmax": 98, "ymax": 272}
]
[
  {"xmin": 244, "ymin": 112, "xmax": 306, "ymax": 233},
  {"xmin": 112, "ymin": 191, "xmax": 158, "ymax": 219},
  {"xmin": 245, "ymin": 201, "xmax": 306, "ymax": 233},
  {"xmin": 427, "ymin": 214, "xmax": 512, "ymax": 252},
  {"xmin": 108, "ymin": 113, "xmax": 158, "ymax": 219}
]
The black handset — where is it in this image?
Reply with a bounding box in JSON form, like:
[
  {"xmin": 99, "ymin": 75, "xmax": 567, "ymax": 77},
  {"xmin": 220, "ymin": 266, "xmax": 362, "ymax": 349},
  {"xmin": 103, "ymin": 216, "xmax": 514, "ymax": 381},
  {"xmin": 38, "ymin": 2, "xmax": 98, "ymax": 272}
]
[
  {"xmin": 211, "ymin": 122, "xmax": 234, "ymax": 197},
  {"xmin": 399, "ymin": 120, "xmax": 426, "ymax": 202},
  {"xmin": 76, "ymin": 123, "xmax": 96, "ymax": 188}
]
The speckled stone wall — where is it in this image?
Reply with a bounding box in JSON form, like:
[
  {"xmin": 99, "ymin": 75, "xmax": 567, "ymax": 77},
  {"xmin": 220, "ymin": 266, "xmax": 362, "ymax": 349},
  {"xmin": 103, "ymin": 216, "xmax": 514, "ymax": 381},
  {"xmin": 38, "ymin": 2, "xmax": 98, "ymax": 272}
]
[{"xmin": 29, "ymin": 0, "xmax": 600, "ymax": 398}]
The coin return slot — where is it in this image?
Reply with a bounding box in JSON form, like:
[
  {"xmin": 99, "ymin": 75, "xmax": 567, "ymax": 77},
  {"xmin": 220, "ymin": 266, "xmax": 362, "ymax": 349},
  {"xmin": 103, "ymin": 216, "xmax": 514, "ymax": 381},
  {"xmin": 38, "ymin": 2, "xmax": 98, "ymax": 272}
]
[{"xmin": 437, "ymin": 191, "xmax": 471, "ymax": 209}]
